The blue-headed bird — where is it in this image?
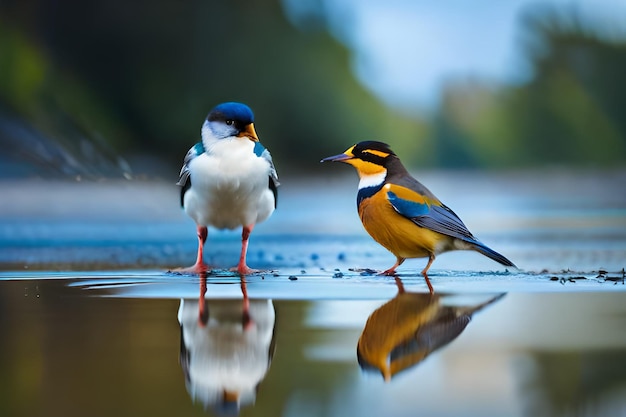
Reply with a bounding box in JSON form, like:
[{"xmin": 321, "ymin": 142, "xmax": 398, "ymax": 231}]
[
  {"xmin": 321, "ymin": 141, "xmax": 515, "ymax": 292},
  {"xmin": 176, "ymin": 102, "xmax": 279, "ymax": 275}
]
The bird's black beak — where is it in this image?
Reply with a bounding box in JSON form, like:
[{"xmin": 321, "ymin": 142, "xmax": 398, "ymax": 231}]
[{"xmin": 320, "ymin": 153, "xmax": 353, "ymax": 163}]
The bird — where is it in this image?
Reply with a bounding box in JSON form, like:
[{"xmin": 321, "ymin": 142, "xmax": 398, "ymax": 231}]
[
  {"xmin": 321, "ymin": 140, "xmax": 515, "ymax": 292},
  {"xmin": 176, "ymin": 102, "xmax": 279, "ymax": 275}
]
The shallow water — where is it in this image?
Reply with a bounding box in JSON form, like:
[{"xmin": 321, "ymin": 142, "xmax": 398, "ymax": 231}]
[
  {"xmin": 1, "ymin": 273, "xmax": 626, "ymax": 417},
  {"xmin": 1, "ymin": 170, "xmax": 625, "ymax": 416}
]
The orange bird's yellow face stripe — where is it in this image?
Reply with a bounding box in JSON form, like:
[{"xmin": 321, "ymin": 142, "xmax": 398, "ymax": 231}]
[
  {"xmin": 362, "ymin": 149, "xmax": 390, "ymax": 158},
  {"xmin": 345, "ymin": 158, "xmax": 387, "ymax": 176},
  {"xmin": 322, "ymin": 144, "xmax": 391, "ymax": 177},
  {"xmin": 339, "ymin": 144, "xmax": 386, "ymax": 176}
]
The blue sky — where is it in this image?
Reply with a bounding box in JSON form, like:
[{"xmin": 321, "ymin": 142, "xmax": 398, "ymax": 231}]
[{"xmin": 284, "ymin": 0, "xmax": 626, "ymax": 112}]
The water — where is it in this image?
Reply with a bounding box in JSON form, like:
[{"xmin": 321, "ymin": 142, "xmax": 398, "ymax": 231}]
[
  {"xmin": 1, "ymin": 170, "xmax": 625, "ymax": 416},
  {"xmin": 1, "ymin": 274, "xmax": 625, "ymax": 417}
]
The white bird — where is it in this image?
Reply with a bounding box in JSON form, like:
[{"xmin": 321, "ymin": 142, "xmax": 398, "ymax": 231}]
[{"xmin": 176, "ymin": 102, "xmax": 279, "ymax": 274}]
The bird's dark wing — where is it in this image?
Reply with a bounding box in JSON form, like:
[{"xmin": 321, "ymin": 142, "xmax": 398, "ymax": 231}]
[
  {"xmin": 386, "ymin": 184, "xmax": 476, "ymax": 242},
  {"xmin": 254, "ymin": 142, "xmax": 280, "ymax": 208},
  {"xmin": 176, "ymin": 142, "xmax": 205, "ymax": 207},
  {"xmin": 387, "ymin": 183, "xmax": 516, "ymax": 267},
  {"xmin": 414, "ymin": 203, "xmax": 476, "ymax": 241}
]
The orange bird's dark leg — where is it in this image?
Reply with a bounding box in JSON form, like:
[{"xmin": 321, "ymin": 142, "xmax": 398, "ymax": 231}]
[{"xmin": 382, "ymin": 257, "xmax": 405, "ymax": 275}]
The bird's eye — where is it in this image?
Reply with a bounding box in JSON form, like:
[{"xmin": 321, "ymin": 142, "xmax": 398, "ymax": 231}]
[{"xmin": 225, "ymin": 120, "xmax": 234, "ymax": 126}]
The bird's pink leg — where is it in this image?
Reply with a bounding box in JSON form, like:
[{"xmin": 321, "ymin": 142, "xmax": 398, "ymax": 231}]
[
  {"xmin": 421, "ymin": 254, "xmax": 435, "ymax": 294},
  {"xmin": 173, "ymin": 225, "xmax": 210, "ymax": 274},
  {"xmin": 235, "ymin": 224, "xmax": 256, "ymax": 275},
  {"xmin": 382, "ymin": 257, "xmax": 405, "ymax": 275},
  {"xmin": 194, "ymin": 226, "xmax": 208, "ymax": 269}
]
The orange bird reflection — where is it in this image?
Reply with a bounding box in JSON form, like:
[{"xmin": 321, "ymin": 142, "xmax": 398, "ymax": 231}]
[{"xmin": 357, "ymin": 276, "xmax": 504, "ymax": 381}]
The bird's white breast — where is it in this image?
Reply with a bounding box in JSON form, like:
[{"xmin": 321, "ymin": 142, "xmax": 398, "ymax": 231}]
[{"xmin": 184, "ymin": 138, "xmax": 275, "ymax": 229}]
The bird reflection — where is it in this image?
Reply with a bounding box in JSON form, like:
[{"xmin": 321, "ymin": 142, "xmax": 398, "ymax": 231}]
[
  {"xmin": 178, "ymin": 273, "xmax": 276, "ymax": 414},
  {"xmin": 357, "ymin": 276, "xmax": 504, "ymax": 381}
]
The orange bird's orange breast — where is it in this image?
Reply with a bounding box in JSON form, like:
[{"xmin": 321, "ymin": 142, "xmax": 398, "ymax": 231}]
[{"xmin": 358, "ymin": 188, "xmax": 446, "ymax": 259}]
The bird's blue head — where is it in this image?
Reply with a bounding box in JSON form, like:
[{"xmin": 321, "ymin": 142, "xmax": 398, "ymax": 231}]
[
  {"xmin": 203, "ymin": 102, "xmax": 258, "ymax": 141},
  {"xmin": 209, "ymin": 102, "xmax": 254, "ymax": 125}
]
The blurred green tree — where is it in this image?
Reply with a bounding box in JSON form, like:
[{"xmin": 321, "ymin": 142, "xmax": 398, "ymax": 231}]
[
  {"xmin": 0, "ymin": 0, "xmax": 425, "ymax": 177},
  {"xmin": 432, "ymin": 6, "xmax": 626, "ymax": 168},
  {"xmin": 1, "ymin": 2, "xmax": 624, "ymax": 177},
  {"xmin": 511, "ymin": 7, "xmax": 626, "ymax": 166}
]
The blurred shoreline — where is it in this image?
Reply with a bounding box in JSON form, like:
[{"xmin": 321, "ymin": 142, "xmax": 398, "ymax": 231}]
[{"xmin": 1, "ymin": 168, "xmax": 624, "ymax": 273}]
